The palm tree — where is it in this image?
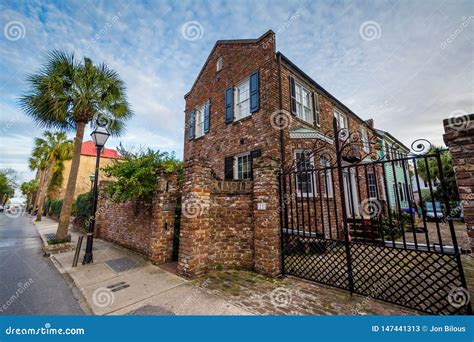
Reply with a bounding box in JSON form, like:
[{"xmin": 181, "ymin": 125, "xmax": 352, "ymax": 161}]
[
  {"xmin": 28, "ymin": 147, "xmax": 49, "ymax": 215},
  {"xmin": 32, "ymin": 132, "xmax": 73, "ymax": 221},
  {"xmin": 20, "ymin": 51, "xmax": 132, "ymax": 240},
  {"xmin": 20, "ymin": 180, "xmax": 39, "ymax": 212}
]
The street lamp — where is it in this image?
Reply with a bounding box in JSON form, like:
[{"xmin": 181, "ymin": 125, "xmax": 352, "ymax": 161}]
[{"xmin": 83, "ymin": 125, "xmax": 110, "ymax": 264}]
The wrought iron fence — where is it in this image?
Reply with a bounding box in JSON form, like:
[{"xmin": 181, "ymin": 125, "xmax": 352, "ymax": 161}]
[{"xmin": 279, "ymin": 118, "xmax": 472, "ymax": 315}]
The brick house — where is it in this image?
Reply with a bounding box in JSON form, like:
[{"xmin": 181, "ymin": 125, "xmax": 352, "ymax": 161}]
[{"xmin": 183, "ymin": 30, "xmax": 384, "ymax": 237}]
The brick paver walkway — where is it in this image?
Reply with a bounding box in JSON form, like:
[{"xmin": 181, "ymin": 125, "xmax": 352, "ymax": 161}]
[{"xmin": 194, "ymin": 270, "xmax": 418, "ymax": 315}]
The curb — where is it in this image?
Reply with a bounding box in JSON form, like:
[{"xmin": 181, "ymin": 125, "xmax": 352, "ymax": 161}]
[{"xmin": 30, "ymin": 216, "xmax": 94, "ymax": 315}]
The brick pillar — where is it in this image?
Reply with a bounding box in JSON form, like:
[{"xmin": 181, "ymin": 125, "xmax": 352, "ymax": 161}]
[
  {"xmin": 253, "ymin": 156, "xmax": 282, "ymax": 277},
  {"xmin": 443, "ymin": 113, "xmax": 474, "ymax": 252},
  {"xmin": 149, "ymin": 171, "xmax": 177, "ymax": 264},
  {"xmin": 177, "ymin": 159, "xmax": 213, "ymax": 277}
]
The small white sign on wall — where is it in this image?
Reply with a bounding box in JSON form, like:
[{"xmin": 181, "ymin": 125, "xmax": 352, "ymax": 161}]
[{"xmin": 257, "ymin": 202, "xmax": 267, "ymax": 211}]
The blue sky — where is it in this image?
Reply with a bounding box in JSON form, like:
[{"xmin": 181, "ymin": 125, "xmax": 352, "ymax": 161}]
[{"xmin": 1, "ymin": 0, "xmax": 473, "ymax": 184}]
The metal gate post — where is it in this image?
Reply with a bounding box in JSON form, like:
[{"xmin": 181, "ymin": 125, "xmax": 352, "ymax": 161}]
[
  {"xmin": 333, "ymin": 117, "xmax": 354, "ymax": 294},
  {"xmin": 435, "ymin": 149, "xmax": 472, "ymax": 314}
]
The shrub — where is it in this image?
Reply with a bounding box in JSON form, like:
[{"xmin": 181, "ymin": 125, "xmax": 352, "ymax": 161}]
[
  {"xmin": 49, "ymin": 199, "xmax": 63, "ymax": 217},
  {"xmin": 73, "ymin": 191, "xmax": 93, "ymax": 228},
  {"xmin": 103, "ymin": 148, "xmax": 183, "ymax": 203}
]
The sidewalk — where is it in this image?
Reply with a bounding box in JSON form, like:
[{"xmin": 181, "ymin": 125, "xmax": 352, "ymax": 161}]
[
  {"xmin": 32, "ymin": 217, "xmax": 250, "ymax": 315},
  {"xmin": 33, "ymin": 216, "xmax": 419, "ymax": 316}
]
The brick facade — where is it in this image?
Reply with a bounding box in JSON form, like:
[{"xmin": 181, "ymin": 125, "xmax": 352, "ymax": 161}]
[
  {"xmin": 95, "ymin": 171, "xmax": 177, "ymax": 264},
  {"xmin": 177, "ymin": 158, "xmax": 255, "ymax": 277},
  {"xmin": 443, "ymin": 113, "xmax": 474, "ymax": 252}
]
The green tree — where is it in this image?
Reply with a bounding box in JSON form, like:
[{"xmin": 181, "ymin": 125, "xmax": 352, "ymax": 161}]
[
  {"xmin": 20, "ymin": 51, "xmax": 133, "ymax": 240},
  {"xmin": 0, "ymin": 169, "xmax": 16, "ymax": 205},
  {"xmin": 103, "ymin": 148, "xmax": 182, "ymax": 203},
  {"xmin": 416, "ymin": 147, "xmax": 458, "ymax": 202},
  {"xmin": 20, "ymin": 180, "xmax": 39, "ymax": 211},
  {"xmin": 31, "ymin": 132, "xmax": 73, "ymax": 221}
]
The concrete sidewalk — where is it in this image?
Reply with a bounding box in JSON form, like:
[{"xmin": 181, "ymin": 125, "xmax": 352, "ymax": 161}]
[{"xmin": 32, "ymin": 217, "xmax": 250, "ymax": 315}]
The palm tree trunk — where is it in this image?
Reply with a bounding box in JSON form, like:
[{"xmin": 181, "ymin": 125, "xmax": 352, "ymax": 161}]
[
  {"xmin": 36, "ymin": 159, "xmax": 55, "ymax": 222},
  {"xmin": 56, "ymin": 122, "xmax": 85, "ymax": 241},
  {"xmin": 32, "ymin": 169, "xmax": 45, "ymax": 217}
]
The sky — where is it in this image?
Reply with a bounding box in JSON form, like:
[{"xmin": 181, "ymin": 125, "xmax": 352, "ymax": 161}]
[{"xmin": 0, "ymin": 0, "xmax": 473, "ymax": 185}]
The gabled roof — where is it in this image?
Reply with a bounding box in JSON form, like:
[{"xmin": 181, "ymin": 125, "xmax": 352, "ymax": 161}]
[
  {"xmin": 184, "ymin": 30, "xmax": 275, "ymax": 98},
  {"xmin": 375, "ymin": 129, "xmax": 410, "ymax": 152},
  {"xmin": 81, "ymin": 140, "xmax": 121, "ymax": 159}
]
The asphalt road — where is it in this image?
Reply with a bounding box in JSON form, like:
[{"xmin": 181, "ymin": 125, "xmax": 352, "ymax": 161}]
[{"xmin": 0, "ymin": 212, "xmax": 84, "ymax": 315}]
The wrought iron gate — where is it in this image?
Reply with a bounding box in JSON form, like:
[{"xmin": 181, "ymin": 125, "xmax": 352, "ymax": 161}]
[{"xmin": 279, "ymin": 119, "xmax": 472, "ymax": 315}]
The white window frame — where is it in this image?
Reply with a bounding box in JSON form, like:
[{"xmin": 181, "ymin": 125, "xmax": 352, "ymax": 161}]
[
  {"xmin": 320, "ymin": 156, "xmax": 333, "ymax": 197},
  {"xmin": 195, "ymin": 103, "xmax": 205, "ymax": 138},
  {"xmin": 216, "ymin": 57, "xmax": 223, "ymax": 72},
  {"xmin": 233, "ymin": 152, "xmax": 252, "ymax": 180},
  {"xmin": 314, "ymin": 92, "xmax": 321, "ymax": 127},
  {"xmin": 367, "ymin": 171, "xmax": 377, "ymax": 199},
  {"xmin": 334, "ymin": 110, "xmax": 348, "ymax": 136},
  {"xmin": 360, "ymin": 127, "xmax": 370, "ymax": 153},
  {"xmin": 294, "ymin": 81, "xmax": 314, "ymax": 124},
  {"xmin": 294, "ymin": 150, "xmax": 315, "ymax": 197},
  {"xmin": 234, "ymin": 77, "xmax": 250, "ymax": 121}
]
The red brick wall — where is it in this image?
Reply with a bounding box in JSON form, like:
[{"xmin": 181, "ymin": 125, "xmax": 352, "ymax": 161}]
[
  {"xmin": 178, "ymin": 159, "xmax": 254, "ymax": 277},
  {"xmin": 95, "ymin": 172, "xmax": 177, "ymax": 264},
  {"xmin": 443, "ymin": 113, "xmax": 474, "ymax": 252}
]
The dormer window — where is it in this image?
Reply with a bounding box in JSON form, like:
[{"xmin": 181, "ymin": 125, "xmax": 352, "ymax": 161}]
[{"xmin": 216, "ymin": 57, "xmax": 223, "ymax": 72}]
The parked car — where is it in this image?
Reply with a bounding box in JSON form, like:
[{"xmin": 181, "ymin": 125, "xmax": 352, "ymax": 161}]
[
  {"xmin": 0, "ymin": 205, "xmax": 3, "ymax": 212},
  {"xmin": 425, "ymin": 201, "xmax": 444, "ymax": 221}
]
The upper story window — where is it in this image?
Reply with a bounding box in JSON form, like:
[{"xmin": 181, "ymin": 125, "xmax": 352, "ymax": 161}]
[
  {"xmin": 334, "ymin": 110, "xmax": 348, "ymax": 136},
  {"xmin": 360, "ymin": 127, "xmax": 370, "ymax": 152},
  {"xmin": 234, "ymin": 77, "xmax": 250, "ymax": 120},
  {"xmin": 294, "ymin": 81, "xmax": 313, "ymax": 124},
  {"xmin": 195, "ymin": 103, "xmax": 206, "ymax": 138},
  {"xmin": 216, "ymin": 57, "xmax": 223, "ymax": 72}
]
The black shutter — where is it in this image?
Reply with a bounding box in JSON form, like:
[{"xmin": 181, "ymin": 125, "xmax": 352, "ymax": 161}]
[
  {"xmin": 224, "ymin": 156, "xmax": 234, "ymax": 180},
  {"xmin": 225, "ymin": 87, "xmax": 234, "ymax": 123},
  {"xmin": 249, "ymin": 71, "xmax": 260, "ymax": 113},
  {"xmin": 289, "ymin": 76, "xmax": 296, "ymax": 115},
  {"xmin": 250, "ymin": 149, "xmax": 262, "ymax": 180},
  {"xmin": 204, "ymin": 101, "xmax": 210, "ymax": 134},
  {"xmin": 313, "ymin": 92, "xmax": 320, "ymax": 126},
  {"xmin": 188, "ymin": 110, "xmax": 195, "ymax": 140}
]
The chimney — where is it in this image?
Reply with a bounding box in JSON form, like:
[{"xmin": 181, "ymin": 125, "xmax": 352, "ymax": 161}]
[{"xmin": 365, "ymin": 119, "xmax": 374, "ymax": 128}]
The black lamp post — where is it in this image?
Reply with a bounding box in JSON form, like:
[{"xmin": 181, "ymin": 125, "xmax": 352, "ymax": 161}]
[
  {"xmin": 83, "ymin": 125, "xmax": 110, "ymax": 264},
  {"xmin": 89, "ymin": 174, "xmax": 95, "ymax": 192}
]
